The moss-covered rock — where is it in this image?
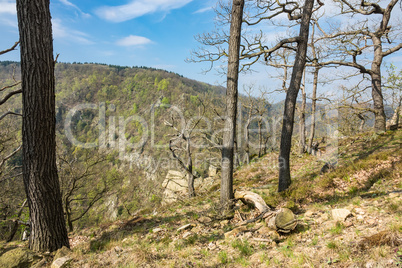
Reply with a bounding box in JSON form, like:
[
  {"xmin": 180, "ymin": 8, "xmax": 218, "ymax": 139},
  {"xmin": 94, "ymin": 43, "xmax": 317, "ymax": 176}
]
[{"xmin": 0, "ymin": 247, "xmax": 41, "ymax": 268}]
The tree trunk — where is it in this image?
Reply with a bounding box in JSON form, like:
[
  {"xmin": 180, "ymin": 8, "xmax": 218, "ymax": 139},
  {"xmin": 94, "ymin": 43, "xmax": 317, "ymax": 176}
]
[
  {"xmin": 221, "ymin": 0, "xmax": 244, "ymax": 210},
  {"xmin": 16, "ymin": 0, "xmax": 69, "ymax": 251},
  {"xmin": 258, "ymin": 119, "xmax": 263, "ymax": 157},
  {"xmin": 65, "ymin": 201, "xmax": 73, "ymax": 232},
  {"xmin": 298, "ymin": 74, "xmax": 306, "ymax": 155},
  {"xmin": 187, "ymin": 169, "xmax": 195, "ymax": 198},
  {"xmin": 244, "ymin": 118, "xmax": 251, "ymax": 164},
  {"xmin": 307, "ymin": 66, "xmax": 319, "ymax": 153},
  {"xmin": 278, "ymin": 0, "xmax": 314, "ymax": 192},
  {"xmin": 186, "ymin": 138, "xmax": 195, "ymax": 197},
  {"xmin": 371, "ymin": 36, "xmax": 386, "ymax": 132}
]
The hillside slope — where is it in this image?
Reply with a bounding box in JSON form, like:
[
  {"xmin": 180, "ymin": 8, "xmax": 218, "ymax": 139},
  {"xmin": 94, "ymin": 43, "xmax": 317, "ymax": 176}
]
[{"xmin": 2, "ymin": 129, "xmax": 400, "ymax": 267}]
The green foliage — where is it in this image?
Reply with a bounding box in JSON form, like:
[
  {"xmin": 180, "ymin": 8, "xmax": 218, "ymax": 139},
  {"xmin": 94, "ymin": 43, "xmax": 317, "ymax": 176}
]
[
  {"xmin": 161, "ymin": 97, "xmax": 170, "ymax": 105},
  {"xmin": 157, "ymin": 78, "xmax": 169, "ymax": 91}
]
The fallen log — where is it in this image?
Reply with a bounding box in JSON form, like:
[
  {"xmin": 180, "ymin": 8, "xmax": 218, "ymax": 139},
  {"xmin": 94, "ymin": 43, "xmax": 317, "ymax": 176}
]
[
  {"xmin": 234, "ymin": 190, "xmax": 297, "ymax": 233},
  {"xmin": 234, "ymin": 190, "xmax": 270, "ymax": 213}
]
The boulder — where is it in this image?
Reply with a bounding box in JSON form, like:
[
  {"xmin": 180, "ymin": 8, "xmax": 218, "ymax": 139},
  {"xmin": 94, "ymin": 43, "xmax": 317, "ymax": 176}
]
[
  {"xmin": 104, "ymin": 195, "xmax": 119, "ymax": 220},
  {"xmin": 0, "ymin": 247, "xmax": 41, "ymax": 268},
  {"xmin": 51, "ymin": 257, "xmax": 72, "ymax": 268},
  {"xmin": 162, "ymin": 170, "xmax": 187, "ymax": 204},
  {"xmin": 208, "ymin": 165, "xmax": 219, "ymax": 177},
  {"xmin": 53, "ymin": 246, "xmax": 71, "ymax": 261},
  {"xmin": 331, "ymin": 208, "xmax": 352, "ymax": 222}
]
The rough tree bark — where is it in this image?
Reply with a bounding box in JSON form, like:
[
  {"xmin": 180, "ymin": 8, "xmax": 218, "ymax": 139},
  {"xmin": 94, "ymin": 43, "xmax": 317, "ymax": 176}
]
[
  {"xmin": 16, "ymin": 0, "xmax": 70, "ymax": 251},
  {"xmin": 278, "ymin": 0, "xmax": 314, "ymax": 192},
  {"xmin": 221, "ymin": 0, "xmax": 244, "ymax": 210}
]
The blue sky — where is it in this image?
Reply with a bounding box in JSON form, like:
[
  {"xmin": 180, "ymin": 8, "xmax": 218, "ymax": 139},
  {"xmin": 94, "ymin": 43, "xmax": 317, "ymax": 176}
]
[{"xmin": 0, "ymin": 0, "xmax": 226, "ymax": 85}]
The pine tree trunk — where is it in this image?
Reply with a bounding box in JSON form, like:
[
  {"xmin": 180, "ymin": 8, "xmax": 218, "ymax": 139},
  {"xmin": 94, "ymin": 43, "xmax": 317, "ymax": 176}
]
[
  {"xmin": 221, "ymin": 0, "xmax": 244, "ymax": 210},
  {"xmin": 16, "ymin": 0, "xmax": 70, "ymax": 252},
  {"xmin": 278, "ymin": 0, "xmax": 314, "ymax": 192}
]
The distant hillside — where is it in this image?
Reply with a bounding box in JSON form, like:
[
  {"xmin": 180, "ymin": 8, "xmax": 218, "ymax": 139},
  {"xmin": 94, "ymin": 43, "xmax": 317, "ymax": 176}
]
[{"xmin": 0, "ymin": 62, "xmax": 232, "ymax": 180}]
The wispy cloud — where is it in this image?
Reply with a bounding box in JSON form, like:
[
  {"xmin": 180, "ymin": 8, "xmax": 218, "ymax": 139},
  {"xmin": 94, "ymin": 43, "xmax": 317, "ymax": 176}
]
[
  {"xmin": 52, "ymin": 19, "xmax": 93, "ymax": 44},
  {"xmin": 193, "ymin": 6, "xmax": 212, "ymax": 14},
  {"xmin": 59, "ymin": 0, "xmax": 91, "ymax": 18},
  {"xmin": 95, "ymin": 0, "xmax": 193, "ymax": 22},
  {"xmin": 116, "ymin": 35, "xmax": 153, "ymax": 46},
  {"xmin": 0, "ymin": 1, "xmax": 16, "ymax": 15}
]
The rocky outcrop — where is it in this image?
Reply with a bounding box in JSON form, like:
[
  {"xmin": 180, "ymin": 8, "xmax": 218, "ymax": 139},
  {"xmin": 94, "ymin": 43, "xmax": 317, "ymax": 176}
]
[
  {"xmin": 162, "ymin": 170, "xmax": 216, "ymax": 203},
  {"xmin": 162, "ymin": 170, "xmax": 187, "ymax": 204}
]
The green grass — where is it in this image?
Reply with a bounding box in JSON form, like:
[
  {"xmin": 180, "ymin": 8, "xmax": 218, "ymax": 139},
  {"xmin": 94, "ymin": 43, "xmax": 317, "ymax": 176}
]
[
  {"xmin": 326, "ymin": 241, "xmax": 338, "ymax": 249},
  {"xmin": 231, "ymin": 239, "xmax": 254, "ymax": 256},
  {"xmin": 218, "ymin": 250, "xmax": 229, "ymax": 264},
  {"xmin": 330, "ymin": 222, "xmax": 345, "ymax": 235}
]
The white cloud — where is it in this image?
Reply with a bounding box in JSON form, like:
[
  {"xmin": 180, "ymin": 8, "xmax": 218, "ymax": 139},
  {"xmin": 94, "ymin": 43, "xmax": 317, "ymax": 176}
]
[
  {"xmin": 0, "ymin": 1, "xmax": 16, "ymax": 15},
  {"xmin": 95, "ymin": 0, "xmax": 193, "ymax": 22},
  {"xmin": 59, "ymin": 0, "xmax": 91, "ymax": 18},
  {"xmin": 116, "ymin": 35, "xmax": 152, "ymax": 46},
  {"xmin": 52, "ymin": 19, "xmax": 93, "ymax": 44}
]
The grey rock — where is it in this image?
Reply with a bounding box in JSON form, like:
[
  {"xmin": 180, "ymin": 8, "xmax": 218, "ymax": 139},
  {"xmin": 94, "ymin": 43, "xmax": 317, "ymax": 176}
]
[{"xmin": 51, "ymin": 257, "xmax": 72, "ymax": 268}]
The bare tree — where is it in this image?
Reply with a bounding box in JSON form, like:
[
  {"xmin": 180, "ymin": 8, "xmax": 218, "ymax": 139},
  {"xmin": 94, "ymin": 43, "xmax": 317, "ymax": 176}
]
[
  {"xmin": 317, "ymin": 0, "xmax": 402, "ymax": 132},
  {"xmin": 307, "ymin": 22, "xmax": 321, "ymax": 153},
  {"xmin": 221, "ymin": 0, "xmax": 244, "ymax": 210},
  {"xmin": 165, "ymin": 99, "xmax": 206, "ymax": 197},
  {"xmin": 278, "ymin": 0, "xmax": 315, "ymax": 192},
  {"xmin": 16, "ymin": 0, "xmax": 69, "ymax": 251},
  {"xmin": 383, "ymin": 64, "xmax": 402, "ymax": 128},
  {"xmin": 58, "ymin": 150, "xmax": 117, "ymax": 232},
  {"xmin": 298, "ymin": 71, "xmax": 307, "ymax": 154}
]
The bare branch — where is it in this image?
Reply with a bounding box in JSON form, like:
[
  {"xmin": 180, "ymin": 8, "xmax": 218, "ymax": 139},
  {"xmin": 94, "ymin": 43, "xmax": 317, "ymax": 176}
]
[
  {"xmin": 0, "ymin": 41, "xmax": 19, "ymax": 56},
  {"xmin": 0, "ymin": 111, "xmax": 22, "ymax": 121},
  {"xmin": 338, "ymin": 0, "xmax": 384, "ymax": 15},
  {"xmin": 0, "ymin": 145, "xmax": 22, "ymax": 170},
  {"xmin": 0, "ymin": 172, "xmax": 23, "ymax": 184},
  {"xmin": 239, "ymin": 37, "xmax": 300, "ymax": 61},
  {"xmin": 382, "ymin": 43, "xmax": 402, "ymax": 57},
  {"xmin": 0, "ymin": 89, "xmax": 22, "ymax": 106},
  {"xmin": 318, "ymin": 60, "xmax": 372, "ymax": 75},
  {"xmin": 1, "ymin": 81, "xmax": 21, "ymax": 92}
]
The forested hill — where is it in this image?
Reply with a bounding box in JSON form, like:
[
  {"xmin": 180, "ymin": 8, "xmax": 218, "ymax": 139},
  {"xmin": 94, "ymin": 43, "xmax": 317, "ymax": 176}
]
[
  {"xmin": 0, "ymin": 60, "xmax": 227, "ymax": 156},
  {"xmin": 0, "ymin": 61, "xmax": 225, "ymax": 107}
]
